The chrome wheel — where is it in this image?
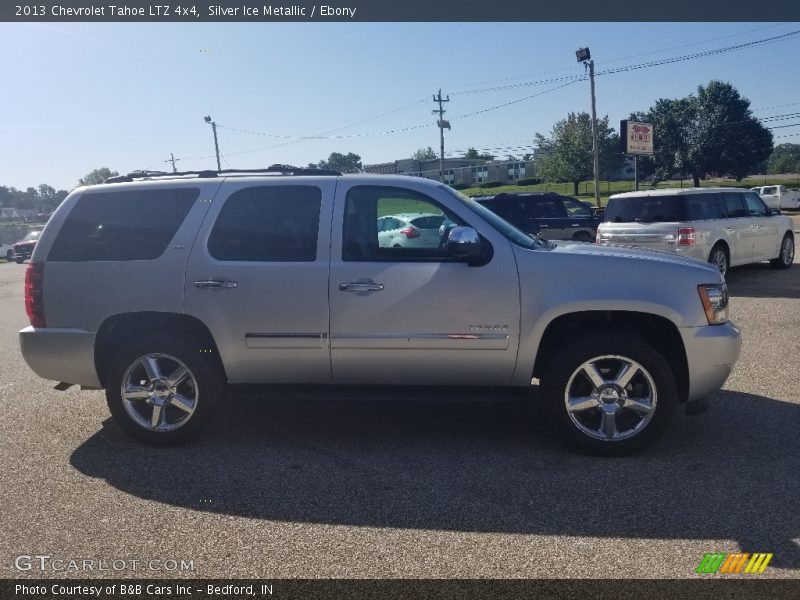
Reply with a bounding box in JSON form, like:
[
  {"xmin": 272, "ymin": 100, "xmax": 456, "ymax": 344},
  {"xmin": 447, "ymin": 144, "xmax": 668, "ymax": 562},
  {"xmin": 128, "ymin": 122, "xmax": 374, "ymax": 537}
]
[
  {"xmin": 564, "ymin": 355, "xmax": 657, "ymax": 442},
  {"xmin": 709, "ymin": 247, "xmax": 728, "ymax": 277},
  {"xmin": 120, "ymin": 353, "xmax": 198, "ymax": 432}
]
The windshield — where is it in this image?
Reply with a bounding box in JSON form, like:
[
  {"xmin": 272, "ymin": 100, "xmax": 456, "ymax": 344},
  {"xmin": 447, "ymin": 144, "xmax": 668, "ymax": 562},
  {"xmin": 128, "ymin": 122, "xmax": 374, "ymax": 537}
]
[
  {"xmin": 22, "ymin": 231, "xmax": 41, "ymax": 242},
  {"xmin": 439, "ymin": 186, "xmax": 545, "ymax": 249}
]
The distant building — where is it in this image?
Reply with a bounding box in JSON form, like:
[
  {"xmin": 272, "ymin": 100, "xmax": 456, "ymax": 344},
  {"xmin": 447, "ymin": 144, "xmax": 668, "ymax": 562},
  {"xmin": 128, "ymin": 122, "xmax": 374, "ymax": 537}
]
[
  {"xmin": 364, "ymin": 157, "xmax": 535, "ymax": 187},
  {"xmin": 0, "ymin": 208, "xmax": 37, "ymax": 221}
]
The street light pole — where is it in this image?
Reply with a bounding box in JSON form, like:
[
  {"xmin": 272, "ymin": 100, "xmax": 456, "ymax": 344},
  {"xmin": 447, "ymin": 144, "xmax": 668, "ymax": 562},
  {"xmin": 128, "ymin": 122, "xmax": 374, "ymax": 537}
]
[
  {"xmin": 204, "ymin": 115, "xmax": 221, "ymax": 171},
  {"xmin": 576, "ymin": 48, "xmax": 601, "ymax": 208},
  {"xmin": 588, "ymin": 59, "xmax": 601, "ymax": 208}
]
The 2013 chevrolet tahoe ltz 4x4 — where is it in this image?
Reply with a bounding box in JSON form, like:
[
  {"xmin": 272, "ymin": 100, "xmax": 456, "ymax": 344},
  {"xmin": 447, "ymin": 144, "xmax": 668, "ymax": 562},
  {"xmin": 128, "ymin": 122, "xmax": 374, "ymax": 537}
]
[{"xmin": 19, "ymin": 167, "xmax": 741, "ymax": 454}]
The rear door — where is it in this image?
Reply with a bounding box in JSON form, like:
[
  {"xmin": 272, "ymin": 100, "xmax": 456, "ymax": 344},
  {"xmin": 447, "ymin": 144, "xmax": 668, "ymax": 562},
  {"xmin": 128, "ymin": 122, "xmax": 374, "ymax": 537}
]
[{"xmin": 184, "ymin": 177, "xmax": 335, "ymax": 384}]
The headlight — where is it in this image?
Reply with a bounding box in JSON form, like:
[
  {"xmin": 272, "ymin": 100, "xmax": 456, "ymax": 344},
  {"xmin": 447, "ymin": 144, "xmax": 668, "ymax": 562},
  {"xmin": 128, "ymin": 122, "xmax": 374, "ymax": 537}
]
[{"xmin": 698, "ymin": 284, "xmax": 729, "ymax": 325}]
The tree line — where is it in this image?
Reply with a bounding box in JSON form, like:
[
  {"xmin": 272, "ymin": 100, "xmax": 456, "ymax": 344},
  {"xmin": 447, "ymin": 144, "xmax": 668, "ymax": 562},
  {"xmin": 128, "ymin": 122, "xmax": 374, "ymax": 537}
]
[{"xmin": 0, "ymin": 168, "xmax": 119, "ymax": 212}]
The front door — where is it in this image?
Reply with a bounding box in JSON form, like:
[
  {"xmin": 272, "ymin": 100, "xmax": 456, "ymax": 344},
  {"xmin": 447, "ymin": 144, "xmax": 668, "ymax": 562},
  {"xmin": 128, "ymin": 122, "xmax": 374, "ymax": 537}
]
[{"xmin": 328, "ymin": 183, "xmax": 521, "ymax": 386}]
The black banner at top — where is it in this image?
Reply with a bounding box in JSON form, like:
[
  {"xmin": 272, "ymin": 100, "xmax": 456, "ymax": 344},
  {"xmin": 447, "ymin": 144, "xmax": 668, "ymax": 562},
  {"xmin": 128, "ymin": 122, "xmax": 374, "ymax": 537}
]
[{"xmin": 2, "ymin": 0, "xmax": 800, "ymax": 22}]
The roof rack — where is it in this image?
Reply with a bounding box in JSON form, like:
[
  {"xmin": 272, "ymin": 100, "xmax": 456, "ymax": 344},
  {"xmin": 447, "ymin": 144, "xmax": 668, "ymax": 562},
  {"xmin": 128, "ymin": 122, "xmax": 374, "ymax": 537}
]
[{"xmin": 103, "ymin": 164, "xmax": 342, "ymax": 184}]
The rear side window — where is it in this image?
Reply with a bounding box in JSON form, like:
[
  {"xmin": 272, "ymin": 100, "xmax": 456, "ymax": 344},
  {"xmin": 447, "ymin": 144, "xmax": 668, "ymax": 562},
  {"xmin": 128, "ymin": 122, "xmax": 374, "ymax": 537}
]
[
  {"xmin": 48, "ymin": 188, "xmax": 198, "ymax": 261},
  {"xmin": 684, "ymin": 194, "xmax": 725, "ymax": 221},
  {"xmin": 208, "ymin": 185, "xmax": 321, "ymax": 262},
  {"xmin": 531, "ymin": 199, "xmax": 567, "ymax": 219},
  {"xmin": 604, "ymin": 196, "xmax": 685, "ymax": 223}
]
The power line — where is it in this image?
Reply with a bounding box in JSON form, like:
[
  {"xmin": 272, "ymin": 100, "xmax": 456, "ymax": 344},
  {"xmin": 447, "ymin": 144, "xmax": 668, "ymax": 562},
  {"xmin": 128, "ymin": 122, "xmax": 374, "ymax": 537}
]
[{"xmin": 444, "ymin": 24, "xmax": 789, "ymax": 94}]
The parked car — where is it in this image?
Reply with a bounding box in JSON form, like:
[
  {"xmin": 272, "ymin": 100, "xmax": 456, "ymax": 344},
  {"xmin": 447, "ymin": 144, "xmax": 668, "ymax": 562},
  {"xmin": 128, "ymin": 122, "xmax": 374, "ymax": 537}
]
[
  {"xmin": 750, "ymin": 185, "xmax": 800, "ymax": 210},
  {"xmin": 597, "ymin": 188, "xmax": 795, "ymax": 277},
  {"xmin": 20, "ymin": 168, "xmax": 741, "ymax": 454},
  {"xmin": 377, "ymin": 212, "xmax": 445, "ymax": 248},
  {"xmin": 11, "ymin": 229, "xmax": 41, "ymax": 263},
  {"xmin": 475, "ymin": 192, "xmax": 601, "ymax": 242}
]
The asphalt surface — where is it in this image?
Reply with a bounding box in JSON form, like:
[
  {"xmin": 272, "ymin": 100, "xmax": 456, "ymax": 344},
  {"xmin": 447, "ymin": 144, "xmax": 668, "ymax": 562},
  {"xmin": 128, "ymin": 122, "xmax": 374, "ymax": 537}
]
[{"xmin": 0, "ymin": 256, "xmax": 798, "ymax": 580}]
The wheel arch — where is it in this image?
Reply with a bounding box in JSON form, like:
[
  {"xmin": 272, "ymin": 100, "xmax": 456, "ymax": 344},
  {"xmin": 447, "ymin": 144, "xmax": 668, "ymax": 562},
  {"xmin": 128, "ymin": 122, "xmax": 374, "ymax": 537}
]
[
  {"xmin": 531, "ymin": 310, "xmax": 690, "ymax": 404},
  {"xmin": 95, "ymin": 312, "xmax": 225, "ymax": 388}
]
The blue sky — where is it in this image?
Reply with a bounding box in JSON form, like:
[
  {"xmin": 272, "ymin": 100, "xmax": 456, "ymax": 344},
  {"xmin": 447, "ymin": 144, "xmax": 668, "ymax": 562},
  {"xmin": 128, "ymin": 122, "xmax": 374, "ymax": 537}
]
[{"xmin": 2, "ymin": 21, "xmax": 799, "ymax": 190}]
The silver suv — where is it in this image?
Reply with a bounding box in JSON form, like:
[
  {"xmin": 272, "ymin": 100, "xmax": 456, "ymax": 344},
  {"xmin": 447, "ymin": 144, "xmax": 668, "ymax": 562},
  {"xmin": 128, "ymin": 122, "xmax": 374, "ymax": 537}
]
[
  {"xmin": 597, "ymin": 188, "xmax": 795, "ymax": 277},
  {"xmin": 20, "ymin": 168, "xmax": 742, "ymax": 454}
]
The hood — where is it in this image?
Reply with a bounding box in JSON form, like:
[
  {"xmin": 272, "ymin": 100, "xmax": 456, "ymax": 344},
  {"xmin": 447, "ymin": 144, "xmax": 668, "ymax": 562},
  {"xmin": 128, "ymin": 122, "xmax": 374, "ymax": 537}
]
[{"xmin": 550, "ymin": 240, "xmax": 721, "ymax": 276}]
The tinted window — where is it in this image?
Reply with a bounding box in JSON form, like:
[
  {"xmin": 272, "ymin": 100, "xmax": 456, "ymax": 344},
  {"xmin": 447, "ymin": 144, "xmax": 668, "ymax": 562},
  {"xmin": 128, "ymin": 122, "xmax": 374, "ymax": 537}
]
[
  {"xmin": 411, "ymin": 215, "xmax": 446, "ymax": 229},
  {"xmin": 604, "ymin": 196, "xmax": 685, "ymax": 223},
  {"xmin": 563, "ymin": 198, "xmax": 593, "ymax": 218},
  {"xmin": 343, "ymin": 186, "xmax": 461, "ymax": 261},
  {"xmin": 762, "ymin": 186, "xmax": 778, "ymax": 195},
  {"xmin": 208, "ymin": 186, "xmax": 321, "ymax": 262},
  {"xmin": 531, "ymin": 199, "xmax": 567, "ymax": 219},
  {"xmin": 722, "ymin": 193, "xmax": 747, "ymax": 218},
  {"xmin": 744, "ymin": 193, "xmax": 768, "ymax": 216},
  {"xmin": 48, "ymin": 188, "xmax": 198, "ymax": 261},
  {"xmin": 684, "ymin": 194, "xmax": 725, "ymax": 221}
]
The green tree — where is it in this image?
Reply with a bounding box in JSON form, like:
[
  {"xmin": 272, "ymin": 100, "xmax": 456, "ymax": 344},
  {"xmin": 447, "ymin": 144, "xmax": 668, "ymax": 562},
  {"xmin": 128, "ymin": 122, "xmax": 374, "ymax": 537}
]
[
  {"xmin": 314, "ymin": 152, "xmax": 362, "ymax": 173},
  {"xmin": 412, "ymin": 147, "xmax": 437, "ymax": 160},
  {"xmin": 534, "ymin": 112, "xmax": 622, "ymax": 196},
  {"xmin": 767, "ymin": 143, "xmax": 800, "ymax": 174},
  {"xmin": 464, "ymin": 147, "xmax": 495, "ymax": 161},
  {"xmin": 631, "ymin": 81, "xmax": 773, "ymax": 186},
  {"xmin": 78, "ymin": 167, "xmax": 119, "ymax": 186}
]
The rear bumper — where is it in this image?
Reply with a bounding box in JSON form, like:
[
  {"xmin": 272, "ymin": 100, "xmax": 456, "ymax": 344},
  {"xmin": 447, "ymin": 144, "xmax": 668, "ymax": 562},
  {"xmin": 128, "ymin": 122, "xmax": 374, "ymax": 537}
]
[
  {"xmin": 680, "ymin": 322, "xmax": 742, "ymax": 403},
  {"xmin": 19, "ymin": 326, "xmax": 101, "ymax": 388}
]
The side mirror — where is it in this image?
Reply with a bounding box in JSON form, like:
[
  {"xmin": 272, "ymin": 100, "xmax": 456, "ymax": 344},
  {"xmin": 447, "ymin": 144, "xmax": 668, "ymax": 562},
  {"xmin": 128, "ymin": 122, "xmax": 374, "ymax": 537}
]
[
  {"xmin": 447, "ymin": 226, "xmax": 490, "ymax": 266},
  {"xmin": 768, "ymin": 207, "xmax": 781, "ymax": 216}
]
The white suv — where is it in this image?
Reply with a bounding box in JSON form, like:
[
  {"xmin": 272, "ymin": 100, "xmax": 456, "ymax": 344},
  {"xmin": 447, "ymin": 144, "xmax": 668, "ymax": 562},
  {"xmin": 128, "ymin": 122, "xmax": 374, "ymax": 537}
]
[
  {"xmin": 597, "ymin": 187, "xmax": 795, "ymax": 277},
  {"xmin": 20, "ymin": 168, "xmax": 742, "ymax": 454}
]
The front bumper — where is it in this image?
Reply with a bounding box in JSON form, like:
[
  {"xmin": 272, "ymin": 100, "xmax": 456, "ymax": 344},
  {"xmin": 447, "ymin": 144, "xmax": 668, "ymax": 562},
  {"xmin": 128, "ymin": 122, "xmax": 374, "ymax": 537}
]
[
  {"xmin": 19, "ymin": 326, "xmax": 102, "ymax": 388},
  {"xmin": 680, "ymin": 321, "xmax": 742, "ymax": 403}
]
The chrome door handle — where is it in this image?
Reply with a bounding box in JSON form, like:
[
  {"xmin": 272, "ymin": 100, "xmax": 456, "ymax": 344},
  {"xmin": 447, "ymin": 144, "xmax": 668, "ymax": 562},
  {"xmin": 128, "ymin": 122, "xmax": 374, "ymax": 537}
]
[
  {"xmin": 194, "ymin": 280, "xmax": 238, "ymax": 289},
  {"xmin": 723, "ymin": 227, "xmax": 733, "ymax": 232},
  {"xmin": 339, "ymin": 280, "xmax": 384, "ymax": 292}
]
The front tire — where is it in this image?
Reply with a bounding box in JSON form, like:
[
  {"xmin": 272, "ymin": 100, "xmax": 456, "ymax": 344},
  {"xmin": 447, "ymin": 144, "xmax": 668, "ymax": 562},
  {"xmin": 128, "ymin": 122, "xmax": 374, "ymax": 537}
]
[
  {"xmin": 770, "ymin": 234, "xmax": 794, "ymax": 269},
  {"xmin": 105, "ymin": 335, "xmax": 225, "ymax": 445},
  {"xmin": 541, "ymin": 332, "xmax": 677, "ymax": 455}
]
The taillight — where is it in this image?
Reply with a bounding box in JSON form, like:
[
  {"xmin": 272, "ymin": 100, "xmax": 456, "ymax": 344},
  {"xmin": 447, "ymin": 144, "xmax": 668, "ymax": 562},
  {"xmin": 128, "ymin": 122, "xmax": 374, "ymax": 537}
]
[
  {"xmin": 400, "ymin": 227, "xmax": 419, "ymax": 239},
  {"xmin": 678, "ymin": 227, "xmax": 696, "ymax": 246},
  {"xmin": 24, "ymin": 262, "xmax": 46, "ymax": 328}
]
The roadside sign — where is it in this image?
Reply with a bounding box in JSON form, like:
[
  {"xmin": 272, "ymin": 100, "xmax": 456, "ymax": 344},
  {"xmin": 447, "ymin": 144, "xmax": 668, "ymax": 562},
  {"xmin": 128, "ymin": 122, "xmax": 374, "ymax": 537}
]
[{"xmin": 620, "ymin": 120, "xmax": 654, "ymax": 155}]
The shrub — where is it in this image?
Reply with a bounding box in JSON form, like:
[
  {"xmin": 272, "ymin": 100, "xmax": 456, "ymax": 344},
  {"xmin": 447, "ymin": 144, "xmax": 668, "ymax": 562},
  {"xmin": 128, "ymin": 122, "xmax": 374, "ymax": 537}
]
[
  {"xmin": 517, "ymin": 177, "xmax": 542, "ymax": 186},
  {"xmin": 479, "ymin": 181, "xmax": 505, "ymax": 188}
]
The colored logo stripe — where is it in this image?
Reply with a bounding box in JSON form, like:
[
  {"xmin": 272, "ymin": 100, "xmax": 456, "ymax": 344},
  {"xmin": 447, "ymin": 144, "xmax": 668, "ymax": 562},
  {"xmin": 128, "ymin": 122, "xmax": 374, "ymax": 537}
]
[{"xmin": 697, "ymin": 552, "xmax": 773, "ymax": 574}]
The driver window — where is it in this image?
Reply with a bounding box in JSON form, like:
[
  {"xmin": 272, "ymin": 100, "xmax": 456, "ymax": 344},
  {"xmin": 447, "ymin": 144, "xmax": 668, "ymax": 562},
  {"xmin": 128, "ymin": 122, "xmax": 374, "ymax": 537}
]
[
  {"xmin": 744, "ymin": 193, "xmax": 767, "ymax": 216},
  {"xmin": 342, "ymin": 186, "xmax": 463, "ymax": 262}
]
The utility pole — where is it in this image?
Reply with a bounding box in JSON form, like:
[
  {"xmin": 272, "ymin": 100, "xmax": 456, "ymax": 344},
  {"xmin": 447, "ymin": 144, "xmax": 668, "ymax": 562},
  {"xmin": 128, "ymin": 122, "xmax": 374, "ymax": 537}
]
[
  {"xmin": 204, "ymin": 115, "xmax": 221, "ymax": 171},
  {"xmin": 165, "ymin": 153, "xmax": 180, "ymax": 173},
  {"xmin": 432, "ymin": 90, "xmax": 450, "ymax": 182},
  {"xmin": 576, "ymin": 48, "xmax": 601, "ymax": 208}
]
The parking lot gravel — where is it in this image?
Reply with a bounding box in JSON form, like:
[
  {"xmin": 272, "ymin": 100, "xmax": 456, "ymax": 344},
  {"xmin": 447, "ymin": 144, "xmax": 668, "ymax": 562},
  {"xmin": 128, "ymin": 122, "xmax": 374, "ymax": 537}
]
[{"xmin": 0, "ymin": 256, "xmax": 798, "ymax": 579}]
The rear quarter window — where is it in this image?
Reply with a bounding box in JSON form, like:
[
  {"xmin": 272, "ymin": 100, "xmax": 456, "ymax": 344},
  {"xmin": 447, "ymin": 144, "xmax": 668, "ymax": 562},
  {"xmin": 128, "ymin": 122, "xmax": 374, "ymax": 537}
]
[{"xmin": 48, "ymin": 188, "xmax": 198, "ymax": 261}]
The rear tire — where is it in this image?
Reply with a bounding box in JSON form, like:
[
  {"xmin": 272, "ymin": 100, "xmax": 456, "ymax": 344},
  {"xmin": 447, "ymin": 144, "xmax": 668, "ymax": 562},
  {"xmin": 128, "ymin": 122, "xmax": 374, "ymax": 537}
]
[
  {"xmin": 573, "ymin": 231, "xmax": 594, "ymax": 243},
  {"xmin": 541, "ymin": 332, "xmax": 677, "ymax": 455},
  {"xmin": 15, "ymin": 258, "xmax": 24, "ymax": 264},
  {"xmin": 105, "ymin": 335, "xmax": 225, "ymax": 445},
  {"xmin": 770, "ymin": 234, "xmax": 794, "ymax": 269},
  {"xmin": 708, "ymin": 244, "xmax": 729, "ymax": 277}
]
